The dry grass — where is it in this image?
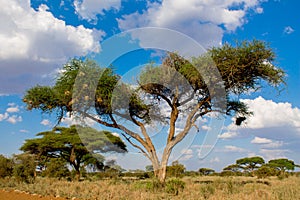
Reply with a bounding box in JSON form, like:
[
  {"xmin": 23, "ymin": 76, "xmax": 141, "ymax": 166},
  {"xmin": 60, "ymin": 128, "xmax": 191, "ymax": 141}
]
[{"xmin": 0, "ymin": 175, "xmax": 300, "ymax": 200}]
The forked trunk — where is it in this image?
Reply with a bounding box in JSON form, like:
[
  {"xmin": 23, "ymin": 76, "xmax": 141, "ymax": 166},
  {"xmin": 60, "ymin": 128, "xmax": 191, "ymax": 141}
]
[{"xmin": 152, "ymin": 148, "xmax": 172, "ymax": 184}]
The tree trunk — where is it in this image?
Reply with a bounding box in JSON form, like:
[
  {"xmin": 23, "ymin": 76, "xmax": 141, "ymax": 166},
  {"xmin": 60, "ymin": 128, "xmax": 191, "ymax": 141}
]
[
  {"xmin": 75, "ymin": 169, "xmax": 80, "ymax": 181},
  {"xmin": 152, "ymin": 147, "xmax": 172, "ymax": 184}
]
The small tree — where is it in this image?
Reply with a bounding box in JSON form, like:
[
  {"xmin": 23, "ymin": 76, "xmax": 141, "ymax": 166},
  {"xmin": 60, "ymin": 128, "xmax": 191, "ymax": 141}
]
[
  {"xmin": 145, "ymin": 165, "xmax": 154, "ymax": 172},
  {"xmin": 167, "ymin": 161, "xmax": 185, "ymax": 178},
  {"xmin": 198, "ymin": 168, "xmax": 215, "ymax": 176},
  {"xmin": 42, "ymin": 158, "xmax": 71, "ymax": 179},
  {"xmin": 0, "ymin": 155, "xmax": 13, "ymax": 178},
  {"xmin": 23, "ymin": 40, "xmax": 285, "ymax": 183},
  {"xmin": 255, "ymin": 165, "xmax": 277, "ymax": 179},
  {"xmin": 223, "ymin": 164, "xmax": 242, "ymax": 173},
  {"xmin": 13, "ymin": 153, "xmax": 36, "ymax": 183},
  {"xmin": 20, "ymin": 125, "xmax": 126, "ymax": 180}
]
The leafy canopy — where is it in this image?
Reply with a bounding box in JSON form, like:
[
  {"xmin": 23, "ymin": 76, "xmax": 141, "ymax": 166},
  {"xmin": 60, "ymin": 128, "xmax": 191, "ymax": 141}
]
[{"xmin": 20, "ymin": 125, "xmax": 127, "ymax": 174}]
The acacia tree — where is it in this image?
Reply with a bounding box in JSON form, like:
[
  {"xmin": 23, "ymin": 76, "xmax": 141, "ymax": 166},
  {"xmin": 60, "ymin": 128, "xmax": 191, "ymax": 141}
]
[
  {"xmin": 267, "ymin": 158, "xmax": 298, "ymax": 174},
  {"xmin": 236, "ymin": 156, "xmax": 265, "ymax": 173},
  {"xmin": 23, "ymin": 40, "xmax": 285, "ymax": 183},
  {"xmin": 198, "ymin": 168, "xmax": 215, "ymax": 176},
  {"xmin": 20, "ymin": 125, "xmax": 126, "ymax": 179}
]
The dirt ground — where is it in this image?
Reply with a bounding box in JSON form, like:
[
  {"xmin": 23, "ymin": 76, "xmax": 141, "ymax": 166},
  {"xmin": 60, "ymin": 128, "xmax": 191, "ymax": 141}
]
[{"xmin": 0, "ymin": 189, "xmax": 68, "ymax": 200}]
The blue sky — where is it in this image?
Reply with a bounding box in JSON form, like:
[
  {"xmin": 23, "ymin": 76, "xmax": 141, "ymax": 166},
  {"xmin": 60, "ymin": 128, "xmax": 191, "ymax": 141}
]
[{"xmin": 0, "ymin": 0, "xmax": 299, "ymax": 172}]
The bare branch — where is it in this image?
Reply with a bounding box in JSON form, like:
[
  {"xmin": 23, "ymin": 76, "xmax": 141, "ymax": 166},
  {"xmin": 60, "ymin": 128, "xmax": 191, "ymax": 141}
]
[{"xmin": 120, "ymin": 132, "xmax": 151, "ymax": 161}]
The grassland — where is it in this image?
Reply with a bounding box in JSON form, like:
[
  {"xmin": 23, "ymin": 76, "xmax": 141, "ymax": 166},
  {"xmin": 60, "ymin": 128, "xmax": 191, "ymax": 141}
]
[{"xmin": 0, "ymin": 175, "xmax": 300, "ymax": 200}]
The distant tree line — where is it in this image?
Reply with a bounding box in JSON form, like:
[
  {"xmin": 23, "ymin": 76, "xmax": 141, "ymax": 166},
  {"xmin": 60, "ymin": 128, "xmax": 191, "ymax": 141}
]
[{"xmin": 0, "ymin": 130, "xmax": 299, "ymax": 183}]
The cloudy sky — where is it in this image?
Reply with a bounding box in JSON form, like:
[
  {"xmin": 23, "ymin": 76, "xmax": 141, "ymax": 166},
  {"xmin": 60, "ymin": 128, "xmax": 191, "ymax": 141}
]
[{"xmin": 0, "ymin": 0, "xmax": 299, "ymax": 172}]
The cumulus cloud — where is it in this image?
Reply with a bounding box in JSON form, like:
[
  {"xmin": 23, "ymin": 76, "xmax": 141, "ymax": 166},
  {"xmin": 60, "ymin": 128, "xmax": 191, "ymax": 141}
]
[
  {"xmin": 251, "ymin": 136, "xmax": 273, "ymax": 144},
  {"xmin": 0, "ymin": 103, "xmax": 22, "ymax": 124},
  {"xmin": 251, "ymin": 136, "xmax": 284, "ymax": 148},
  {"xmin": 219, "ymin": 96, "xmax": 300, "ymax": 140},
  {"xmin": 210, "ymin": 157, "xmax": 220, "ymax": 163},
  {"xmin": 0, "ymin": 113, "xmax": 9, "ymax": 121},
  {"xmin": 259, "ymin": 149, "xmax": 290, "ymax": 161},
  {"xmin": 40, "ymin": 119, "xmax": 51, "ymax": 126},
  {"xmin": 6, "ymin": 106, "xmax": 20, "ymax": 113},
  {"xmin": 61, "ymin": 113, "xmax": 96, "ymax": 127},
  {"xmin": 74, "ymin": 0, "xmax": 121, "ymax": 22},
  {"xmin": 118, "ymin": 0, "xmax": 265, "ymax": 48},
  {"xmin": 179, "ymin": 148, "xmax": 194, "ymax": 161},
  {"xmin": 283, "ymin": 26, "xmax": 294, "ymax": 34},
  {"xmin": 6, "ymin": 115, "xmax": 22, "ymax": 124},
  {"xmin": 223, "ymin": 145, "xmax": 248, "ymax": 153},
  {"xmin": 0, "ymin": 0, "xmax": 103, "ymax": 94}
]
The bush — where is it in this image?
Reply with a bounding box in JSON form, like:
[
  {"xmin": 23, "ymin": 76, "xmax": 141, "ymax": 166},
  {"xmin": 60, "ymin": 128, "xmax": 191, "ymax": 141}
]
[
  {"xmin": 165, "ymin": 178, "xmax": 185, "ymax": 195},
  {"xmin": 144, "ymin": 178, "xmax": 164, "ymax": 192},
  {"xmin": 255, "ymin": 166, "xmax": 277, "ymax": 179},
  {"xmin": 13, "ymin": 154, "xmax": 36, "ymax": 183},
  {"xmin": 200, "ymin": 184, "xmax": 215, "ymax": 199},
  {"xmin": 0, "ymin": 155, "xmax": 13, "ymax": 178},
  {"xmin": 42, "ymin": 158, "xmax": 70, "ymax": 179},
  {"xmin": 167, "ymin": 161, "xmax": 185, "ymax": 178}
]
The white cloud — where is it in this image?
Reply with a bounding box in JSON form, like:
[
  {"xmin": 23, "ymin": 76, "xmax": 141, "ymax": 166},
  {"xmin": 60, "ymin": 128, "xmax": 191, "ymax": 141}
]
[
  {"xmin": 224, "ymin": 145, "xmax": 248, "ymax": 153},
  {"xmin": 251, "ymin": 136, "xmax": 272, "ymax": 144},
  {"xmin": 0, "ymin": 112, "xmax": 9, "ymax": 121},
  {"xmin": 259, "ymin": 149, "xmax": 290, "ymax": 161},
  {"xmin": 179, "ymin": 148, "xmax": 194, "ymax": 161},
  {"xmin": 19, "ymin": 129, "xmax": 29, "ymax": 133},
  {"xmin": 221, "ymin": 97, "xmax": 300, "ymax": 140},
  {"xmin": 255, "ymin": 7, "xmax": 263, "ymax": 14},
  {"xmin": 251, "ymin": 136, "xmax": 284, "ymax": 148},
  {"xmin": 210, "ymin": 157, "xmax": 220, "ymax": 163},
  {"xmin": 283, "ymin": 26, "xmax": 294, "ymax": 34},
  {"xmin": 40, "ymin": 119, "xmax": 51, "ymax": 126},
  {"xmin": 6, "ymin": 115, "xmax": 22, "ymax": 124},
  {"xmin": 61, "ymin": 113, "xmax": 96, "ymax": 127},
  {"xmin": 74, "ymin": 0, "xmax": 121, "ymax": 22},
  {"xmin": 6, "ymin": 106, "xmax": 20, "ymax": 113},
  {"xmin": 118, "ymin": 0, "xmax": 265, "ymax": 48},
  {"xmin": 0, "ymin": 0, "xmax": 103, "ymax": 94}
]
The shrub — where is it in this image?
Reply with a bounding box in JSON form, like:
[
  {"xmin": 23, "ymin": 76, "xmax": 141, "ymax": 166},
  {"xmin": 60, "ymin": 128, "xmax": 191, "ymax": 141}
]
[
  {"xmin": 0, "ymin": 155, "xmax": 13, "ymax": 178},
  {"xmin": 13, "ymin": 153, "xmax": 36, "ymax": 183},
  {"xmin": 42, "ymin": 158, "xmax": 70, "ymax": 179},
  {"xmin": 200, "ymin": 184, "xmax": 215, "ymax": 199},
  {"xmin": 166, "ymin": 161, "xmax": 185, "ymax": 178},
  {"xmin": 165, "ymin": 178, "xmax": 185, "ymax": 195},
  {"xmin": 255, "ymin": 166, "xmax": 277, "ymax": 179},
  {"xmin": 145, "ymin": 178, "xmax": 164, "ymax": 192}
]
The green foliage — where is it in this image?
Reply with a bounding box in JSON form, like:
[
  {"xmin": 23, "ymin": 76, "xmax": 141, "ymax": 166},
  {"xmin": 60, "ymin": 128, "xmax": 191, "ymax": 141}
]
[
  {"xmin": 198, "ymin": 168, "xmax": 215, "ymax": 176},
  {"xmin": 200, "ymin": 184, "xmax": 215, "ymax": 199},
  {"xmin": 236, "ymin": 156, "xmax": 265, "ymax": 172},
  {"xmin": 167, "ymin": 161, "xmax": 185, "ymax": 178},
  {"xmin": 267, "ymin": 159, "xmax": 296, "ymax": 176},
  {"xmin": 145, "ymin": 165, "xmax": 154, "ymax": 172},
  {"xmin": 0, "ymin": 155, "xmax": 13, "ymax": 178},
  {"xmin": 209, "ymin": 40, "xmax": 285, "ymax": 94},
  {"xmin": 165, "ymin": 178, "xmax": 185, "ymax": 195},
  {"xmin": 144, "ymin": 178, "xmax": 164, "ymax": 192},
  {"xmin": 13, "ymin": 153, "xmax": 36, "ymax": 183},
  {"xmin": 42, "ymin": 158, "xmax": 70, "ymax": 179},
  {"xmin": 255, "ymin": 165, "xmax": 278, "ymax": 179},
  {"xmin": 223, "ymin": 164, "xmax": 242, "ymax": 173},
  {"xmin": 20, "ymin": 125, "xmax": 126, "ymax": 179}
]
